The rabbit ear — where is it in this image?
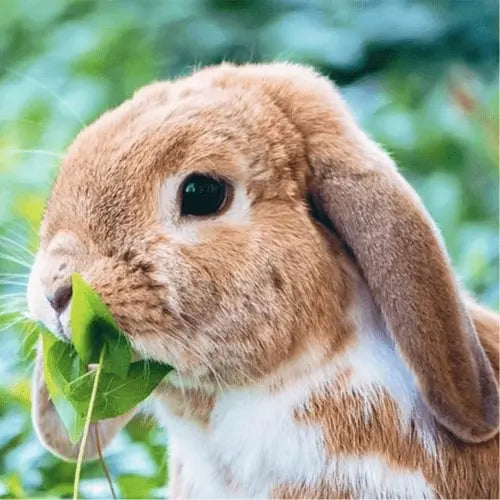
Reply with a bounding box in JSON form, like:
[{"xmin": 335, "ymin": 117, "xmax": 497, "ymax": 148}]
[
  {"xmin": 306, "ymin": 117, "xmax": 499, "ymax": 443},
  {"xmin": 220, "ymin": 62, "xmax": 498, "ymax": 442}
]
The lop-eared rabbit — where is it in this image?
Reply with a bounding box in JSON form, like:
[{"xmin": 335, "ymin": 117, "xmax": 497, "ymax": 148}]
[{"xmin": 29, "ymin": 63, "xmax": 499, "ymax": 498}]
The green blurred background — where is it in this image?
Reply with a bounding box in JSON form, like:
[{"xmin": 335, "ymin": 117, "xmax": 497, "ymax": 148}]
[{"xmin": 0, "ymin": 0, "xmax": 498, "ymax": 497}]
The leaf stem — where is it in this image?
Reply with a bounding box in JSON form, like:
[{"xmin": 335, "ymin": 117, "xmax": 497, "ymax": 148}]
[
  {"xmin": 73, "ymin": 349, "xmax": 105, "ymax": 500},
  {"xmin": 94, "ymin": 424, "xmax": 117, "ymax": 499}
]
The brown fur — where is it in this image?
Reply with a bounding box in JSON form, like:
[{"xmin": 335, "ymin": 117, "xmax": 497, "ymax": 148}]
[
  {"xmin": 272, "ymin": 483, "xmax": 356, "ymax": 499},
  {"xmin": 154, "ymin": 382, "xmax": 215, "ymax": 427},
  {"xmin": 31, "ymin": 62, "xmax": 499, "ymax": 497},
  {"xmin": 294, "ymin": 318, "xmax": 499, "ymax": 499}
]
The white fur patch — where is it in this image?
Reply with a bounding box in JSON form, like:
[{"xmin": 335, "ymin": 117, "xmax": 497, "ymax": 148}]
[
  {"xmin": 326, "ymin": 455, "xmax": 434, "ymax": 499},
  {"xmin": 346, "ymin": 277, "xmax": 438, "ymax": 457},
  {"xmin": 27, "ymin": 231, "xmax": 80, "ymax": 340},
  {"xmin": 27, "ymin": 251, "xmax": 62, "ymax": 336},
  {"xmin": 156, "ymin": 408, "xmax": 234, "ymax": 498},
  {"xmin": 153, "ymin": 281, "xmax": 438, "ymax": 498}
]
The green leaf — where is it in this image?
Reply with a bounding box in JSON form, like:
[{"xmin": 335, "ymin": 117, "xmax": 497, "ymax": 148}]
[
  {"xmin": 70, "ymin": 273, "xmax": 131, "ymax": 378},
  {"xmin": 46, "ymin": 341, "xmax": 83, "ymax": 390},
  {"xmin": 36, "ymin": 275, "xmax": 172, "ymax": 448},
  {"xmin": 70, "ymin": 273, "xmax": 122, "ymax": 365},
  {"xmin": 101, "ymin": 329, "xmax": 131, "ymax": 380},
  {"xmin": 41, "ymin": 331, "xmax": 85, "ymax": 443},
  {"xmin": 67, "ymin": 361, "xmax": 173, "ymax": 420}
]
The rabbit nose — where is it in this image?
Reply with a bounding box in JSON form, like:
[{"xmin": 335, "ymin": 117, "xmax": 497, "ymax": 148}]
[{"xmin": 47, "ymin": 284, "xmax": 73, "ymax": 314}]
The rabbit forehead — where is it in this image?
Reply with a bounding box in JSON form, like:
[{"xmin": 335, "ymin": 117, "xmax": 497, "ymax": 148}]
[
  {"xmin": 41, "ymin": 80, "xmax": 306, "ymax": 245},
  {"xmin": 68, "ymin": 80, "xmax": 303, "ymax": 180}
]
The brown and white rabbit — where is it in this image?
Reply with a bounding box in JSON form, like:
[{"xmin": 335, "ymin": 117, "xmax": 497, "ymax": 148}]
[{"xmin": 28, "ymin": 62, "xmax": 499, "ymax": 499}]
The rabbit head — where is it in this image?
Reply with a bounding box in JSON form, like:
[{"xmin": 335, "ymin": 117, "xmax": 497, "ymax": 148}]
[{"xmin": 28, "ymin": 62, "xmax": 498, "ymax": 446}]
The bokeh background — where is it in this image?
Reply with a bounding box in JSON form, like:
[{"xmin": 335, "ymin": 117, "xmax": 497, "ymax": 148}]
[{"xmin": 0, "ymin": 0, "xmax": 498, "ymax": 497}]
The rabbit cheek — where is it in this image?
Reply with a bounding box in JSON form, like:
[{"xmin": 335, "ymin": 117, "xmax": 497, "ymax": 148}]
[{"xmin": 77, "ymin": 253, "xmax": 177, "ymax": 352}]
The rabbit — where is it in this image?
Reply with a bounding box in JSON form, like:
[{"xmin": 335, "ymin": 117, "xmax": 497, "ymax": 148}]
[{"xmin": 27, "ymin": 62, "xmax": 499, "ymax": 499}]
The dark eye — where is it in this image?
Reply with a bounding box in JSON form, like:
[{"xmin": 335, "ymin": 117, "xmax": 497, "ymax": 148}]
[{"xmin": 180, "ymin": 174, "xmax": 227, "ymax": 216}]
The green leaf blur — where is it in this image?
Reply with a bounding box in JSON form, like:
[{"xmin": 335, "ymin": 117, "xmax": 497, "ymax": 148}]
[{"xmin": 0, "ymin": 1, "xmax": 497, "ymax": 498}]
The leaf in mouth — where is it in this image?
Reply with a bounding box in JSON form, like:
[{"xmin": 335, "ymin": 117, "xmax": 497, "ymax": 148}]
[
  {"xmin": 37, "ymin": 273, "xmax": 174, "ymax": 499},
  {"xmin": 70, "ymin": 272, "xmax": 131, "ymax": 379},
  {"xmin": 41, "ymin": 328, "xmax": 85, "ymax": 444},
  {"xmin": 67, "ymin": 360, "xmax": 173, "ymax": 420},
  {"xmin": 39, "ymin": 273, "xmax": 173, "ymax": 438}
]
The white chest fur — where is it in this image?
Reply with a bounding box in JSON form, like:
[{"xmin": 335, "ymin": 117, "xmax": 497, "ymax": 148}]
[{"xmin": 153, "ymin": 289, "xmax": 437, "ymax": 498}]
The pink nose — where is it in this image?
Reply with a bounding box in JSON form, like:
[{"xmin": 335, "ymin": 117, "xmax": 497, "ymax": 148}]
[{"xmin": 47, "ymin": 284, "xmax": 72, "ymax": 314}]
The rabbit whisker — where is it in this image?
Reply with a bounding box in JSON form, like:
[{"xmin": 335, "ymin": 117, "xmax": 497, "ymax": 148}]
[
  {"xmin": 0, "ymin": 235, "xmax": 36, "ymax": 258},
  {"xmin": 0, "ymin": 252, "xmax": 32, "ymax": 269},
  {"xmin": 0, "ymin": 280, "xmax": 28, "ymax": 287},
  {"xmin": 3, "ymin": 66, "xmax": 86, "ymax": 127},
  {"xmin": 0, "ymin": 316, "xmax": 26, "ymax": 333},
  {"xmin": 1, "ymin": 148, "xmax": 64, "ymax": 159}
]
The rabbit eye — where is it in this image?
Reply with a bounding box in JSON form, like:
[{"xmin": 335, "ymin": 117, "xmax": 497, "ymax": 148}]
[{"xmin": 180, "ymin": 174, "xmax": 227, "ymax": 216}]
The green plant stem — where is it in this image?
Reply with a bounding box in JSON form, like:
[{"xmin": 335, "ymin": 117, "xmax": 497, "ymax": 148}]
[
  {"xmin": 73, "ymin": 350, "xmax": 105, "ymax": 500},
  {"xmin": 94, "ymin": 424, "xmax": 117, "ymax": 499}
]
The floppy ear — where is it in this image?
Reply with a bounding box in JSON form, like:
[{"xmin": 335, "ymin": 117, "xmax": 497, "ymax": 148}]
[
  {"xmin": 215, "ymin": 62, "xmax": 498, "ymax": 442},
  {"xmin": 304, "ymin": 95, "xmax": 499, "ymax": 444}
]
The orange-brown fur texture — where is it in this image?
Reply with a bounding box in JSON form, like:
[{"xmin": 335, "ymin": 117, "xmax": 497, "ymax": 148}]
[
  {"xmin": 293, "ymin": 348, "xmax": 499, "ymax": 500},
  {"xmin": 30, "ymin": 62, "xmax": 499, "ymax": 498}
]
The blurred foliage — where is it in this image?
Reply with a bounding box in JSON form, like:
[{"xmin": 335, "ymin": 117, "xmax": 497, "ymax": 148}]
[{"xmin": 0, "ymin": 0, "xmax": 498, "ymax": 497}]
